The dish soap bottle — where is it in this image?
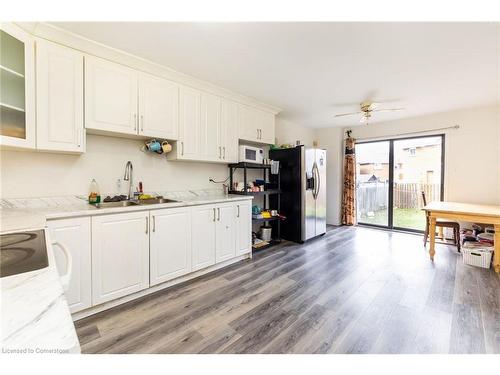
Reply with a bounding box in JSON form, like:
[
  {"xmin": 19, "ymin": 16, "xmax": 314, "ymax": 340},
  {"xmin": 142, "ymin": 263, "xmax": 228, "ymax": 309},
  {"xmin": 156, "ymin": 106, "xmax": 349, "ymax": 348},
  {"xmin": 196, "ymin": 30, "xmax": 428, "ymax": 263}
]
[{"xmin": 88, "ymin": 179, "xmax": 101, "ymax": 204}]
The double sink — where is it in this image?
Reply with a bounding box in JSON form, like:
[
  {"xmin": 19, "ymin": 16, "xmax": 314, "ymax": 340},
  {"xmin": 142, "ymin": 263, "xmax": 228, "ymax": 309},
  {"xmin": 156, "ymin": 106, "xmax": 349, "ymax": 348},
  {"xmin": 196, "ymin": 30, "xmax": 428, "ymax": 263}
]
[{"xmin": 93, "ymin": 198, "xmax": 178, "ymax": 209}]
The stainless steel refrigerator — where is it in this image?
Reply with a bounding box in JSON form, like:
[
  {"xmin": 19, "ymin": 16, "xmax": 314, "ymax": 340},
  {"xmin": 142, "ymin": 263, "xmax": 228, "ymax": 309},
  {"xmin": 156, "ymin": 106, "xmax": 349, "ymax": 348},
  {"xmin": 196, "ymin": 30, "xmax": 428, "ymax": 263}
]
[{"xmin": 269, "ymin": 146, "xmax": 327, "ymax": 243}]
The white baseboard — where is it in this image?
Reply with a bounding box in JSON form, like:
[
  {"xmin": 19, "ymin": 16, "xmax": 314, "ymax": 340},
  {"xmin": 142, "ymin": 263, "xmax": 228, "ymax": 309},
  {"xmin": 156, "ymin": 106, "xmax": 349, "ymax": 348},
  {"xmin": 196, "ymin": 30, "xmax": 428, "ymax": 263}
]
[{"xmin": 72, "ymin": 252, "xmax": 252, "ymax": 321}]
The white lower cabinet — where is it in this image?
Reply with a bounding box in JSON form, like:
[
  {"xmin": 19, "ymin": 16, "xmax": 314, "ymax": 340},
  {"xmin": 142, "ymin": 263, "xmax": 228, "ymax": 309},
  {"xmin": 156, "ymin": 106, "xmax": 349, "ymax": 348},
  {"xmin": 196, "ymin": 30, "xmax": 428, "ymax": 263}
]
[
  {"xmin": 191, "ymin": 205, "xmax": 217, "ymax": 271},
  {"xmin": 59, "ymin": 200, "xmax": 250, "ymax": 313},
  {"xmin": 91, "ymin": 211, "xmax": 150, "ymax": 305},
  {"xmin": 191, "ymin": 202, "xmax": 239, "ymax": 271},
  {"xmin": 150, "ymin": 207, "xmax": 192, "ymax": 286},
  {"xmin": 235, "ymin": 200, "xmax": 252, "ymax": 255},
  {"xmin": 47, "ymin": 217, "xmax": 91, "ymax": 313},
  {"xmin": 215, "ymin": 203, "xmax": 237, "ymax": 263}
]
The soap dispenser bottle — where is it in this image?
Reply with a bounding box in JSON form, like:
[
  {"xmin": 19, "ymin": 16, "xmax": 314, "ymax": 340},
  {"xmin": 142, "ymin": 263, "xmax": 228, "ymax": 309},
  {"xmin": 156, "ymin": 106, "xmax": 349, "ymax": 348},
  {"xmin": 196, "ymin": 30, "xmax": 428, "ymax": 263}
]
[{"xmin": 88, "ymin": 179, "xmax": 101, "ymax": 204}]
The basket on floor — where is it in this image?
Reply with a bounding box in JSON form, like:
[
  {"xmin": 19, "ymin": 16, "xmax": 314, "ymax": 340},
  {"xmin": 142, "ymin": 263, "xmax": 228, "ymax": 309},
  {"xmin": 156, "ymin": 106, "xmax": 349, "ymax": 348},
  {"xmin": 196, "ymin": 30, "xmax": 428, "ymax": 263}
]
[{"xmin": 462, "ymin": 242, "xmax": 494, "ymax": 269}]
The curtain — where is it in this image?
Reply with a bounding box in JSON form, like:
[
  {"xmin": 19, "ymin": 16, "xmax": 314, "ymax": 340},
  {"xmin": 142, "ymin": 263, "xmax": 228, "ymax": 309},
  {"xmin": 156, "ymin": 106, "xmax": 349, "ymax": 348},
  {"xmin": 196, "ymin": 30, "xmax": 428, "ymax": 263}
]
[{"xmin": 342, "ymin": 137, "xmax": 356, "ymax": 225}]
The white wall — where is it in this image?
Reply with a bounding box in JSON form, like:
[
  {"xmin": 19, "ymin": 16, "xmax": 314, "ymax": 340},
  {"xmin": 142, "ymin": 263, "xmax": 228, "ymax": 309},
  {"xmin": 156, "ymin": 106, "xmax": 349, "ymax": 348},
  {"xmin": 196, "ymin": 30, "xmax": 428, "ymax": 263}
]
[
  {"xmin": 0, "ymin": 134, "xmax": 229, "ymax": 198},
  {"xmin": 275, "ymin": 117, "xmax": 316, "ymax": 147},
  {"xmin": 345, "ymin": 105, "xmax": 500, "ymax": 206}
]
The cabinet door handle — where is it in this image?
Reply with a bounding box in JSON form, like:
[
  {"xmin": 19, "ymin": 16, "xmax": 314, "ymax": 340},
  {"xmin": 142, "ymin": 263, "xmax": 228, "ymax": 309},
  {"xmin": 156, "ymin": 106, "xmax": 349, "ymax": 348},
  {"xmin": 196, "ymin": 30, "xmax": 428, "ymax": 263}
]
[
  {"xmin": 152, "ymin": 215, "xmax": 156, "ymax": 232},
  {"xmin": 213, "ymin": 208, "xmax": 216, "ymax": 222},
  {"xmin": 181, "ymin": 141, "xmax": 184, "ymax": 155},
  {"xmin": 146, "ymin": 216, "xmax": 149, "ymax": 234},
  {"xmin": 217, "ymin": 207, "xmax": 221, "ymax": 221},
  {"xmin": 140, "ymin": 114, "xmax": 144, "ymax": 132},
  {"xmin": 257, "ymin": 129, "xmax": 259, "ymax": 139},
  {"xmin": 223, "ymin": 146, "xmax": 226, "ymax": 159},
  {"xmin": 219, "ymin": 146, "xmax": 222, "ymax": 159},
  {"xmin": 237, "ymin": 205, "xmax": 240, "ymax": 218},
  {"xmin": 134, "ymin": 114, "xmax": 137, "ymax": 131}
]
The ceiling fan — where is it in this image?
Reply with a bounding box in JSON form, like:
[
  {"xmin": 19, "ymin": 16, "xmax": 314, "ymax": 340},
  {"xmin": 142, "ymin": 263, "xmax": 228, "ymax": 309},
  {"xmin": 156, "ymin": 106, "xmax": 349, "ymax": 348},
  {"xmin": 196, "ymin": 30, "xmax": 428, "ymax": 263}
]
[{"xmin": 334, "ymin": 101, "xmax": 405, "ymax": 124}]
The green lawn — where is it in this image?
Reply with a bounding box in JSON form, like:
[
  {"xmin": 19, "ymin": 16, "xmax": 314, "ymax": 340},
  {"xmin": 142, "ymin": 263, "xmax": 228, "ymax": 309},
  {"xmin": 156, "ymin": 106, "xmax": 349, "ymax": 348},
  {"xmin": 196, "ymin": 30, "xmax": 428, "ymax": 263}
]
[{"xmin": 359, "ymin": 208, "xmax": 426, "ymax": 231}]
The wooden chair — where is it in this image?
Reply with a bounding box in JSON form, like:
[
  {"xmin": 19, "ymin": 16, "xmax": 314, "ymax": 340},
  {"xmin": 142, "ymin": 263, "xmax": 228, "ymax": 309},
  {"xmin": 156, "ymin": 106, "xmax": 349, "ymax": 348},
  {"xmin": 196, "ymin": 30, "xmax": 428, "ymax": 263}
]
[{"xmin": 422, "ymin": 191, "xmax": 461, "ymax": 252}]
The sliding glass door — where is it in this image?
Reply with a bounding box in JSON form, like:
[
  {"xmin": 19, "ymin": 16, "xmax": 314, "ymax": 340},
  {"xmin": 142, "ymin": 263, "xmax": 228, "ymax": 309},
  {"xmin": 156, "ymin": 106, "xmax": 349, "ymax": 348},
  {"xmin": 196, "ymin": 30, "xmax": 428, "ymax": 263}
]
[
  {"xmin": 392, "ymin": 136, "xmax": 444, "ymax": 231},
  {"xmin": 356, "ymin": 135, "xmax": 444, "ymax": 232},
  {"xmin": 355, "ymin": 141, "xmax": 390, "ymax": 227}
]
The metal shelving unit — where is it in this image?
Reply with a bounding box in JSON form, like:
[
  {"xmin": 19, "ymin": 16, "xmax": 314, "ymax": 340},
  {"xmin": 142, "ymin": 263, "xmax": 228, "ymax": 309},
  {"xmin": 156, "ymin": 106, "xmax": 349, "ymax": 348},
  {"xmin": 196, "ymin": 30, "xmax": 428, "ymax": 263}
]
[{"xmin": 228, "ymin": 162, "xmax": 282, "ymax": 251}]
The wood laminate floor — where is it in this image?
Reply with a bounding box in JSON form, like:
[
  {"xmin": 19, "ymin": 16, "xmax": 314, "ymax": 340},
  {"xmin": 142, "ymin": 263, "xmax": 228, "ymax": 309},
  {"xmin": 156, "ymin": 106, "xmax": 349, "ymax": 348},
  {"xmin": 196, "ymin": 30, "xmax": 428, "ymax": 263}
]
[{"xmin": 75, "ymin": 226, "xmax": 500, "ymax": 354}]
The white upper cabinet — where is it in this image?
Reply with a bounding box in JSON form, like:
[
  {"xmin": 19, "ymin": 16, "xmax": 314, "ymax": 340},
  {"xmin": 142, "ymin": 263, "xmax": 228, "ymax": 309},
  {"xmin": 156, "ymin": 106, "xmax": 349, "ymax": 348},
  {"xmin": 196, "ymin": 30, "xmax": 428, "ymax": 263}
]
[
  {"xmin": 36, "ymin": 39, "xmax": 84, "ymax": 153},
  {"xmin": 258, "ymin": 109, "xmax": 275, "ymax": 144},
  {"xmin": 200, "ymin": 92, "xmax": 221, "ymax": 161},
  {"xmin": 238, "ymin": 103, "xmax": 259, "ymax": 143},
  {"xmin": 0, "ymin": 23, "xmax": 35, "ymax": 149},
  {"xmin": 238, "ymin": 103, "xmax": 275, "ymax": 145},
  {"xmin": 138, "ymin": 72, "xmax": 179, "ymax": 140},
  {"xmin": 174, "ymin": 85, "xmax": 201, "ymax": 160},
  {"xmin": 220, "ymin": 98, "xmax": 239, "ymax": 163},
  {"xmin": 84, "ymin": 55, "xmax": 138, "ymax": 136}
]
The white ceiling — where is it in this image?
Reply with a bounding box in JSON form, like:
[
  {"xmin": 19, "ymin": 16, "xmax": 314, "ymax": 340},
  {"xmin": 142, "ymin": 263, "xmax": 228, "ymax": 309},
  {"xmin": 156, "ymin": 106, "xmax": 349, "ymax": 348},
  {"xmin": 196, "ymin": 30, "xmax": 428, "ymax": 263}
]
[{"xmin": 52, "ymin": 22, "xmax": 500, "ymax": 128}]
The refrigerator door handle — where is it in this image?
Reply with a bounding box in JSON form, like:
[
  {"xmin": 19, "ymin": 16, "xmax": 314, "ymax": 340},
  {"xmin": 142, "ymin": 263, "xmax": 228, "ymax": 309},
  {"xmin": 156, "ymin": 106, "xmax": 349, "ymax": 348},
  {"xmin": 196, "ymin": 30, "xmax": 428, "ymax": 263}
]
[
  {"xmin": 316, "ymin": 163, "xmax": 321, "ymax": 199},
  {"xmin": 312, "ymin": 162, "xmax": 319, "ymax": 200},
  {"xmin": 312, "ymin": 163, "xmax": 318, "ymax": 200}
]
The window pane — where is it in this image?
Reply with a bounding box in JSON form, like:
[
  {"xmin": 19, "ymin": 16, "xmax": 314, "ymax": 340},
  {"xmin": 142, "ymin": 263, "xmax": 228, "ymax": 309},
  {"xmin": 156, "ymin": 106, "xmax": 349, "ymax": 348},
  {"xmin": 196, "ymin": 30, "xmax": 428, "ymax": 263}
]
[
  {"xmin": 356, "ymin": 141, "xmax": 390, "ymax": 227},
  {"xmin": 392, "ymin": 136, "xmax": 442, "ymax": 231}
]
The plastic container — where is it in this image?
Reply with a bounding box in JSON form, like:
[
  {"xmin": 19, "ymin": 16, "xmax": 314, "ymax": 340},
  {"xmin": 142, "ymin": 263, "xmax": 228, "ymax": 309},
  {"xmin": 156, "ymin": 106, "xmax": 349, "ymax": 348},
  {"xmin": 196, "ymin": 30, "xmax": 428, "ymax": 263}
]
[
  {"xmin": 462, "ymin": 242, "xmax": 493, "ymax": 269},
  {"xmin": 88, "ymin": 178, "xmax": 101, "ymax": 204}
]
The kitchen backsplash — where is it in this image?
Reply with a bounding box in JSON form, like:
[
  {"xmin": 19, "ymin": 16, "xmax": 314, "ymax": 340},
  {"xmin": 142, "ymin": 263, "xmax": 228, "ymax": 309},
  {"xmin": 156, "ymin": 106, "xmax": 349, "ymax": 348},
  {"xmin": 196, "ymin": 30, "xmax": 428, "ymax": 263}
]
[{"xmin": 0, "ymin": 134, "xmax": 230, "ymax": 199}]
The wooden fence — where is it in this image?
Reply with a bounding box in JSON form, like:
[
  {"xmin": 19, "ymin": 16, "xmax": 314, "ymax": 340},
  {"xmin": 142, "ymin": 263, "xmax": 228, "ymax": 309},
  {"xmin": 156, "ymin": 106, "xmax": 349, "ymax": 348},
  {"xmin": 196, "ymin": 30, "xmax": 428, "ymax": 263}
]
[
  {"xmin": 357, "ymin": 182, "xmax": 441, "ymax": 214},
  {"xmin": 357, "ymin": 182, "xmax": 388, "ymax": 215},
  {"xmin": 394, "ymin": 183, "xmax": 441, "ymax": 209}
]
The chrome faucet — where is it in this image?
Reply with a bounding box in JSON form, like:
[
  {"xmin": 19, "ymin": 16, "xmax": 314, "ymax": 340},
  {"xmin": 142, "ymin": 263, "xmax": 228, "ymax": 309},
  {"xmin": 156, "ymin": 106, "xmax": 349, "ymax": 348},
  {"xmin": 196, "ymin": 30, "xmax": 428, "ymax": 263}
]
[{"xmin": 123, "ymin": 161, "xmax": 134, "ymax": 200}]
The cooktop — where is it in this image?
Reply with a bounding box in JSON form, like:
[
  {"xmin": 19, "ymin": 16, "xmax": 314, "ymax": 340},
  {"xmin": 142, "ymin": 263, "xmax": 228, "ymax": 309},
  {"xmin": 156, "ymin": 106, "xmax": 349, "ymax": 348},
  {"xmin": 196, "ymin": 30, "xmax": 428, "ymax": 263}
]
[{"xmin": 0, "ymin": 229, "xmax": 49, "ymax": 278}]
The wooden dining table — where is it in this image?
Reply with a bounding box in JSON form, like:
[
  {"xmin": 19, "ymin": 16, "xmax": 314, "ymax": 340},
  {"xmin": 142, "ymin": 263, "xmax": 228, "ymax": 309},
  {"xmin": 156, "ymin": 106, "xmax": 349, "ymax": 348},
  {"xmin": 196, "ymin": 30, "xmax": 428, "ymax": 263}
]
[{"xmin": 423, "ymin": 201, "xmax": 500, "ymax": 274}]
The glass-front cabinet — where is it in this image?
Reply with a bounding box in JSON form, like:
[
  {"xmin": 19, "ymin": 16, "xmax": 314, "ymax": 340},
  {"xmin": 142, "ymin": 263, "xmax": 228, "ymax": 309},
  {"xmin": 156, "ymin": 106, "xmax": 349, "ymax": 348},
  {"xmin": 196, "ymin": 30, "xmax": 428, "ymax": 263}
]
[{"xmin": 0, "ymin": 23, "xmax": 35, "ymax": 149}]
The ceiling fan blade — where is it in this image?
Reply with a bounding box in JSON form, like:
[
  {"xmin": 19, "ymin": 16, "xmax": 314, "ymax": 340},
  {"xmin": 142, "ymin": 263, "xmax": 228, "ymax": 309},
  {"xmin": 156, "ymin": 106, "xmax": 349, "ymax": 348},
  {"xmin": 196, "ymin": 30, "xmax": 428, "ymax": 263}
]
[
  {"xmin": 359, "ymin": 116, "xmax": 368, "ymax": 123},
  {"xmin": 371, "ymin": 108, "xmax": 405, "ymax": 113},
  {"xmin": 334, "ymin": 111, "xmax": 364, "ymax": 117}
]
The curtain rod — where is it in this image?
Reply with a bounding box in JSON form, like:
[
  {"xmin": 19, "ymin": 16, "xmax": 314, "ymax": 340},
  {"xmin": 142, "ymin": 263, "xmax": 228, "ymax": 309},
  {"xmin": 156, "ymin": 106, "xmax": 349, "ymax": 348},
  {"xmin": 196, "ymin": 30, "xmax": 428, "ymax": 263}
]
[{"xmin": 349, "ymin": 125, "xmax": 460, "ymax": 141}]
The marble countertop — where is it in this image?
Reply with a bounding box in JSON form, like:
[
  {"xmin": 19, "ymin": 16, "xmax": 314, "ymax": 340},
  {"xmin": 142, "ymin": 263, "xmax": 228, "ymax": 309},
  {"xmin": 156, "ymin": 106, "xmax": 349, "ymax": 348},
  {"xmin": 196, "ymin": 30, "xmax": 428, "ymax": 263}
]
[
  {"xmin": 1, "ymin": 229, "xmax": 81, "ymax": 354},
  {"xmin": 1, "ymin": 190, "xmax": 253, "ymax": 231}
]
